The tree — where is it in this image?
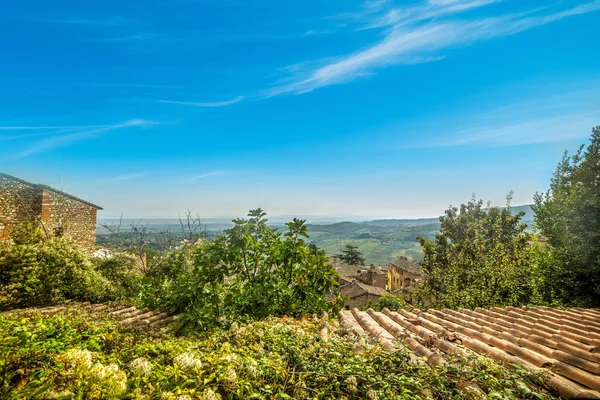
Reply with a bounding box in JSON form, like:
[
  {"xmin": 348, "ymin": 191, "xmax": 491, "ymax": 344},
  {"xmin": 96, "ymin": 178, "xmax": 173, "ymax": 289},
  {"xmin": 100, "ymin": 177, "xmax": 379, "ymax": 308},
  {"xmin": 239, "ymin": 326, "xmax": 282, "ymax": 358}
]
[
  {"xmin": 533, "ymin": 126, "xmax": 600, "ymax": 306},
  {"xmin": 415, "ymin": 195, "xmax": 538, "ymax": 309},
  {"xmin": 335, "ymin": 245, "xmax": 366, "ymax": 265}
]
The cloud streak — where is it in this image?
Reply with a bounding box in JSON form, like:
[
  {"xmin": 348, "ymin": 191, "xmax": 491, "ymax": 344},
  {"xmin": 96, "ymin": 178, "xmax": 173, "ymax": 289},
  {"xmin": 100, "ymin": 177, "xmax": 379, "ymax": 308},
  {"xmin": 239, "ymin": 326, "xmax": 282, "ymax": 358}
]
[
  {"xmin": 400, "ymin": 86, "xmax": 600, "ymax": 148},
  {"xmin": 187, "ymin": 170, "xmax": 229, "ymax": 181},
  {"xmin": 430, "ymin": 112, "xmax": 599, "ymax": 147},
  {"xmin": 157, "ymin": 96, "xmax": 245, "ymax": 108},
  {"xmin": 12, "ymin": 119, "xmax": 163, "ymax": 159},
  {"xmin": 101, "ymin": 172, "xmax": 149, "ymax": 183},
  {"xmin": 269, "ymin": 0, "xmax": 600, "ymax": 95}
]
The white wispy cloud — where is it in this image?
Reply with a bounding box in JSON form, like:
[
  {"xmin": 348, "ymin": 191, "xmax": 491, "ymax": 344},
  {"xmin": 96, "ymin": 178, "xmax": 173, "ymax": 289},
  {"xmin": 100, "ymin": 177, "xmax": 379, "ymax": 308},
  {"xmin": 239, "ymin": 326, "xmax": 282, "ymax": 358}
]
[
  {"xmin": 269, "ymin": 1, "xmax": 600, "ymax": 95},
  {"xmin": 401, "ymin": 86, "xmax": 600, "ymax": 148},
  {"xmin": 187, "ymin": 170, "xmax": 229, "ymax": 181},
  {"xmin": 429, "ymin": 112, "xmax": 599, "ymax": 147},
  {"xmin": 157, "ymin": 96, "xmax": 244, "ymax": 108},
  {"xmin": 13, "ymin": 119, "xmax": 162, "ymax": 159}
]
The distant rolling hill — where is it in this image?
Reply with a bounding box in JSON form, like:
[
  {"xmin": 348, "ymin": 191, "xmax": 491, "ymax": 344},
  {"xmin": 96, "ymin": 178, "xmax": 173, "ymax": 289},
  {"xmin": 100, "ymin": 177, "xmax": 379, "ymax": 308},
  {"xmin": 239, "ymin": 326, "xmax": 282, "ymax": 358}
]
[
  {"xmin": 97, "ymin": 205, "xmax": 535, "ymax": 266},
  {"xmin": 306, "ymin": 204, "xmax": 535, "ymax": 265}
]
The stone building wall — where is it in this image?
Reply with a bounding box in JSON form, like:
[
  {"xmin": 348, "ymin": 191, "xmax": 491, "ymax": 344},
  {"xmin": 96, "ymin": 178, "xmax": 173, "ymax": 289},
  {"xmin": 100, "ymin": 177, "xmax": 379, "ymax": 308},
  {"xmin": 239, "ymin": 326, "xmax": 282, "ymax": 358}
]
[
  {"xmin": 0, "ymin": 175, "xmax": 41, "ymax": 239},
  {"xmin": 39, "ymin": 188, "xmax": 98, "ymax": 249},
  {"xmin": 0, "ymin": 173, "xmax": 100, "ymax": 251}
]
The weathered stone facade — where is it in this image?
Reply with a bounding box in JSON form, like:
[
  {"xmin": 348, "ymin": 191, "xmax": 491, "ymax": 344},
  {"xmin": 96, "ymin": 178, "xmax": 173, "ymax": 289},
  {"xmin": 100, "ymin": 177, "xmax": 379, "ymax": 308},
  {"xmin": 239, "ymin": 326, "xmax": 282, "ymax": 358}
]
[{"xmin": 0, "ymin": 173, "xmax": 102, "ymax": 250}]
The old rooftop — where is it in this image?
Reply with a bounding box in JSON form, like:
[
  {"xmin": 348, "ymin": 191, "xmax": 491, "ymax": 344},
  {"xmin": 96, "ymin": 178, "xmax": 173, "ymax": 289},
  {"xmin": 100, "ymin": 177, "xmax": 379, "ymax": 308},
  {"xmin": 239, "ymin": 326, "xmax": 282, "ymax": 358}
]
[
  {"xmin": 338, "ymin": 281, "xmax": 388, "ymax": 298},
  {"xmin": 0, "ymin": 173, "xmax": 103, "ymax": 210},
  {"xmin": 340, "ymin": 305, "xmax": 600, "ymax": 399}
]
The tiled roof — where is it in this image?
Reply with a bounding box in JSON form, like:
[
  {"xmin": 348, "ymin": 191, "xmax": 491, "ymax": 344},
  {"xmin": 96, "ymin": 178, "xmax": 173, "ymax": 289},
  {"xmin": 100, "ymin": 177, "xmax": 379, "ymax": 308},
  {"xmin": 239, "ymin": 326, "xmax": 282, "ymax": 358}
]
[
  {"xmin": 389, "ymin": 257, "xmax": 423, "ymax": 275},
  {"xmin": 333, "ymin": 262, "xmax": 365, "ymax": 276},
  {"xmin": 352, "ymin": 281, "xmax": 387, "ymax": 296},
  {"xmin": 337, "ymin": 281, "xmax": 387, "ymax": 299},
  {"xmin": 0, "ymin": 173, "xmax": 103, "ymax": 210},
  {"xmin": 339, "ymin": 305, "xmax": 600, "ymax": 399},
  {"xmin": 2, "ymin": 302, "xmax": 179, "ymax": 329},
  {"xmin": 339, "ymin": 276, "xmax": 354, "ymax": 285}
]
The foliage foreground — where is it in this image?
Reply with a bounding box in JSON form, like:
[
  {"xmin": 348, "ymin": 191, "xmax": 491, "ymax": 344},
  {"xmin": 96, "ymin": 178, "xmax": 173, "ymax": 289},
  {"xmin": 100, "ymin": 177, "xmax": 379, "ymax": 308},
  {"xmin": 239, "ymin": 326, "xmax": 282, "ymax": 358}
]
[{"xmin": 0, "ymin": 307, "xmax": 554, "ymax": 400}]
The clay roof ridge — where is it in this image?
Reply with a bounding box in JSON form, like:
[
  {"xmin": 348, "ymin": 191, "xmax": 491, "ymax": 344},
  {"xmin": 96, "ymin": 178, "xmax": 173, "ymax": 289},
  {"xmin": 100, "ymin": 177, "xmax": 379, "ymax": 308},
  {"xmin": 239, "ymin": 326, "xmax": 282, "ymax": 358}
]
[
  {"xmin": 368, "ymin": 309, "xmax": 446, "ymax": 367},
  {"xmin": 419, "ymin": 311, "xmax": 600, "ymax": 398},
  {"xmin": 341, "ymin": 307, "xmax": 600, "ymax": 398},
  {"xmin": 505, "ymin": 308, "xmax": 600, "ymax": 345},
  {"xmin": 537, "ymin": 306, "xmax": 600, "ymax": 323},
  {"xmin": 36, "ymin": 184, "xmax": 103, "ymax": 210},
  {"xmin": 511, "ymin": 309, "xmax": 600, "ymax": 339},
  {"xmin": 428, "ymin": 309, "xmax": 600, "ymax": 389},
  {"xmin": 528, "ymin": 307, "xmax": 600, "ymax": 332},
  {"xmin": 0, "ymin": 172, "xmax": 103, "ymax": 210},
  {"xmin": 428, "ymin": 309, "xmax": 557, "ymax": 368},
  {"xmin": 352, "ymin": 281, "xmax": 387, "ymax": 296},
  {"xmin": 506, "ymin": 307, "xmax": 600, "ymax": 333},
  {"xmin": 463, "ymin": 309, "xmax": 600, "ymax": 361},
  {"xmin": 351, "ymin": 308, "xmax": 395, "ymax": 352}
]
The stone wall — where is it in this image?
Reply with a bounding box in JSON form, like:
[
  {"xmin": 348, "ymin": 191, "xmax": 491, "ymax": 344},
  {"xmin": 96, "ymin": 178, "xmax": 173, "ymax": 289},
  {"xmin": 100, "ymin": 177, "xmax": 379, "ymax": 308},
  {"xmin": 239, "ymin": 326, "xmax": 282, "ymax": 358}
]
[
  {"xmin": 0, "ymin": 174, "xmax": 99, "ymax": 251},
  {"xmin": 0, "ymin": 175, "xmax": 41, "ymax": 239},
  {"xmin": 39, "ymin": 188, "xmax": 98, "ymax": 250}
]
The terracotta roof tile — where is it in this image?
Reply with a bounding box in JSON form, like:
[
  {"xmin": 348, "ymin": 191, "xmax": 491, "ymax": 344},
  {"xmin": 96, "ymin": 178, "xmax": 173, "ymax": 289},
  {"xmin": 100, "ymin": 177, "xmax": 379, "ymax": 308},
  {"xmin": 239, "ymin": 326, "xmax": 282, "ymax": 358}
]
[{"xmin": 339, "ymin": 305, "xmax": 600, "ymax": 399}]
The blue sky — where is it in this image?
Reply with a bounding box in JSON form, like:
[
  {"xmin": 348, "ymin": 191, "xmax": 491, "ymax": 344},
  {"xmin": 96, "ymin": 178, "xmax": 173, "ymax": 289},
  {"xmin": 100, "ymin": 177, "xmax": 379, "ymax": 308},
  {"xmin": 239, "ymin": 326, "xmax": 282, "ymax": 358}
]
[{"xmin": 1, "ymin": 0, "xmax": 599, "ymax": 218}]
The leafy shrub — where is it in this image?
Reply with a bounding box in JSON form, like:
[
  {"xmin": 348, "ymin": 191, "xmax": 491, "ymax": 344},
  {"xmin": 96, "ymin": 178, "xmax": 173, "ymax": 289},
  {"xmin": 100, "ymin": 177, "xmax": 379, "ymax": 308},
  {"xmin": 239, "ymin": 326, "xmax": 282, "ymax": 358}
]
[
  {"xmin": 366, "ymin": 293, "xmax": 407, "ymax": 311},
  {"xmin": 145, "ymin": 242, "xmax": 198, "ymax": 283},
  {"xmin": 150, "ymin": 209, "xmax": 341, "ymax": 331},
  {"xmin": 134, "ymin": 242, "xmax": 199, "ymax": 310},
  {"xmin": 8, "ymin": 219, "xmax": 47, "ymax": 245},
  {"xmin": 92, "ymin": 253, "xmax": 141, "ymax": 300},
  {"xmin": 0, "ymin": 239, "xmax": 113, "ymax": 310}
]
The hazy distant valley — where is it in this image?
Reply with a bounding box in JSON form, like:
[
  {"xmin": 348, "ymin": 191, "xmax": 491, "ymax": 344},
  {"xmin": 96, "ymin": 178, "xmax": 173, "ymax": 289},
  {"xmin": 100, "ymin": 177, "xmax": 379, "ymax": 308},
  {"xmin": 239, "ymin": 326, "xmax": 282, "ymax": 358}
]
[{"xmin": 97, "ymin": 205, "xmax": 535, "ymax": 265}]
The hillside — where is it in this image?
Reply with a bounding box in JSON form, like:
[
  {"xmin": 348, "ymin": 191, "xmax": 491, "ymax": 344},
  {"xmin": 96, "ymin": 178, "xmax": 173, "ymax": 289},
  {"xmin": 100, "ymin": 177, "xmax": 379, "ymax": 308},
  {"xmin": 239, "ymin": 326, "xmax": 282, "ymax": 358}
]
[
  {"xmin": 306, "ymin": 204, "xmax": 535, "ymax": 264},
  {"xmin": 306, "ymin": 220, "xmax": 439, "ymax": 264},
  {"xmin": 96, "ymin": 205, "xmax": 535, "ymax": 265}
]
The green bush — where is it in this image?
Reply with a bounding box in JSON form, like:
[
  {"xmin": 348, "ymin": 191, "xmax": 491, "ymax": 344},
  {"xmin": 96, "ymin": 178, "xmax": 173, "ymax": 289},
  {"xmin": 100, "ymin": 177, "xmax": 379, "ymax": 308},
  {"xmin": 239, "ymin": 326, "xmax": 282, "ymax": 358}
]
[
  {"xmin": 92, "ymin": 254, "xmax": 141, "ymax": 300},
  {"xmin": 8, "ymin": 219, "xmax": 47, "ymax": 245},
  {"xmin": 145, "ymin": 242, "xmax": 197, "ymax": 283},
  {"xmin": 148, "ymin": 209, "xmax": 341, "ymax": 331},
  {"xmin": 0, "ymin": 239, "xmax": 113, "ymax": 310},
  {"xmin": 366, "ymin": 294, "xmax": 407, "ymax": 311},
  {"xmin": 132, "ymin": 242, "xmax": 199, "ymax": 311}
]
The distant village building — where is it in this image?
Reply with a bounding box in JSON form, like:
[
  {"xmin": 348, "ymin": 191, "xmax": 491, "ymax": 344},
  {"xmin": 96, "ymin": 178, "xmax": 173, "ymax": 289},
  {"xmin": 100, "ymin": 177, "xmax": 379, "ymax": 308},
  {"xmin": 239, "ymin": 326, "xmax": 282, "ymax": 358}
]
[
  {"xmin": 330, "ymin": 256, "xmax": 424, "ymax": 308},
  {"xmin": 350, "ymin": 267, "xmax": 388, "ymax": 289},
  {"xmin": 0, "ymin": 173, "xmax": 102, "ymax": 250},
  {"xmin": 335, "ymin": 281, "xmax": 387, "ymax": 309},
  {"xmin": 386, "ymin": 257, "xmax": 423, "ymax": 292}
]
